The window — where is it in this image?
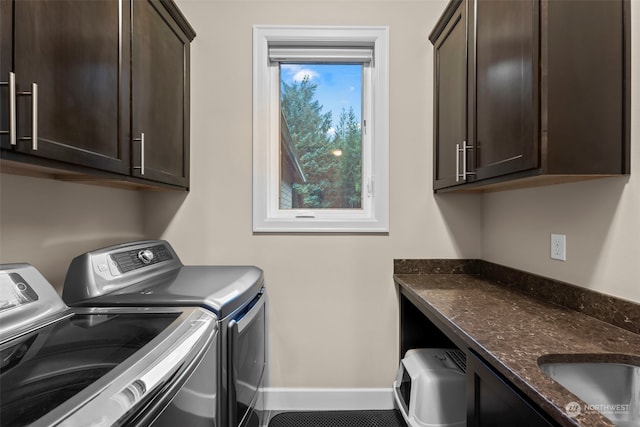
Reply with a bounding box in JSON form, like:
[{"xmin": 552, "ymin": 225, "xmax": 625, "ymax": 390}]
[{"xmin": 253, "ymin": 26, "xmax": 389, "ymax": 233}]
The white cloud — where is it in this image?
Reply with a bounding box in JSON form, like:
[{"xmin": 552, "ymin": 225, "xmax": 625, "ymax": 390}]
[
  {"xmin": 281, "ymin": 64, "xmax": 320, "ymax": 82},
  {"xmin": 292, "ymin": 69, "xmax": 319, "ymax": 82}
]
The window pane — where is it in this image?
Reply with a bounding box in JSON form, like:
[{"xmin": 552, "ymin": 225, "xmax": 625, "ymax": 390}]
[{"xmin": 279, "ymin": 63, "xmax": 363, "ymax": 210}]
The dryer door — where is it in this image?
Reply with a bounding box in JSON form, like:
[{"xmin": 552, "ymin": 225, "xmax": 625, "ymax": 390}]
[{"xmin": 228, "ymin": 291, "xmax": 266, "ymax": 427}]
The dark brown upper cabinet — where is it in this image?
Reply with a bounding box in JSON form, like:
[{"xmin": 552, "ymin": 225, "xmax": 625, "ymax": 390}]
[
  {"xmin": 0, "ymin": 0, "xmax": 130, "ymax": 174},
  {"xmin": 430, "ymin": 0, "xmax": 630, "ymax": 192},
  {"xmin": 432, "ymin": 0, "xmax": 467, "ymax": 189},
  {"xmin": 131, "ymin": 0, "xmax": 192, "ymax": 188},
  {"xmin": 0, "ymin": 0, "xmax": 195, "ymax": 190}
]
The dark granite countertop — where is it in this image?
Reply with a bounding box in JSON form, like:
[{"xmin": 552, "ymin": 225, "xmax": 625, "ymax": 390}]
[{"xmin": 394, "ymin": 263, "xmax": 640, "ymax": 427}]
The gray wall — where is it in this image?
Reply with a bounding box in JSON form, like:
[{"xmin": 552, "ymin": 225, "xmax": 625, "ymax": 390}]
[{"xmin": 0, "ymin": 174, "xmax": 144, "ymax": 290}]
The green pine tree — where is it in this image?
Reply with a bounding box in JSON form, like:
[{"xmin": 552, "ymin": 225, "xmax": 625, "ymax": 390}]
[
  {"xmin": 281, "ymin": 76, "xmax": 362, "ymax": 209},
  {"xmin": 334, "ymin": 107, "xmax": 362, "ymax": 209}
]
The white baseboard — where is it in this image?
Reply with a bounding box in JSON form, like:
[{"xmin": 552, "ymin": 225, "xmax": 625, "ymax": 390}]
[{"xmin": 261, "ymin": 387, "xmax": 396, "ymax": 412}]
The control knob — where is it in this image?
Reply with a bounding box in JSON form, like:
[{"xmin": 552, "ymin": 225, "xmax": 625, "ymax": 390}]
[{"xmin": 138, "ymin": 249, "xmax": 155, "ymax": 264}]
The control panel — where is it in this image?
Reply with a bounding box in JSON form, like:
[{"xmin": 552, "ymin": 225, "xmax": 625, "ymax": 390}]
[
  {"xmin": 0, "ymin": 264, "xmax": 69, "ymax": 341},
  {"xmin": 0, "ymin": 273, "xmax": 39, "ymax": 313},
  {"xmin": 62, "ymin": 240, "xmax": 183, "ymax": 304},
  {"xmin": 110, "ymin": 244, "xmax": 174, "ymax": 273}
]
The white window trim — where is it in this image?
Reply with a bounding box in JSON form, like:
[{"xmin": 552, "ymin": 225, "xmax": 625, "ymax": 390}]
[{"xmin": 253, "ymin": 25, "xmax": 389, "ymax": 233}]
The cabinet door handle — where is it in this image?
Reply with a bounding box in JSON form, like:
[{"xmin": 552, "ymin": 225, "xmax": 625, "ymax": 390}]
[
  {"xmin": 462, "ymin": 140, "xmax": 468, "ymax": 181},
  {"xmin": 0, "ymin": 72, "xmax": 17, "ymax": 146},
  {"xmin": 463, "ymin": 140, "xmax": 475, "ymax": 180},
  {"xmin": 133, "ymin": 132, "xmax": 145, "ymax": 175},
  {"xmin": 457, "ymin": 141, "xmax": 475, "ymax": 182},
  {"xmin": 455, "ymin": 143, "xmax": 461, "ymax": 182},
  {"xmin": 32, "ymin": 83, "xmax": 38, "ymax": 150},
  {"xmin": 18, "ymin": 82, "xmax": 38, "ymax": 151}
]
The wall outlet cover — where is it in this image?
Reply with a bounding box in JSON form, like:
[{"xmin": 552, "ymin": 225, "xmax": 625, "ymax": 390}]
[{"xmin": 551, "ymin": 234, "xmax": 566, "ymax": 261}]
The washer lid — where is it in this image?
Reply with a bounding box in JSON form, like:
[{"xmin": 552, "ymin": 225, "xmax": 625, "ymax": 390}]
[{"xmin": 70, "ymin": 265, "xmax": 264, "ymax": 318}]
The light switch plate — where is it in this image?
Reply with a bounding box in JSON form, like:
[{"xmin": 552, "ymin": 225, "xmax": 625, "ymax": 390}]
[{"xmin": 551, "ymin": 234, "xmax": 566, "ymax": 261}]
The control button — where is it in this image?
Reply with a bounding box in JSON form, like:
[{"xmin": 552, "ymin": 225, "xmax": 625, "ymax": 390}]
[
  {"xmin": 138, "ymin": 249, "xmax": 154, "ymax": 264},
  {"xmin": 16, "ymin": 282, "xmax": 27, "ymax": 292},
  {"xmin": 108, "ymin": 259, "xmax": 121, "ymax": 276}
]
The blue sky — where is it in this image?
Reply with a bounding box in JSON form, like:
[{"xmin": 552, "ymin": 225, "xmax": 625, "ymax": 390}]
[{"xmin": 280, "ymin": 64, "xmax": 362, "ymax": 137}]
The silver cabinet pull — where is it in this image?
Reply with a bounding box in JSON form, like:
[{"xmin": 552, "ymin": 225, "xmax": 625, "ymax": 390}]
[
  {"xmin": 456, "ymin": 140, "xmax": 475, "ymax": 182},
  {"xmin": 133, "ymin": 132, "xmax": 145, "ymax": 175},
  {"xmin": 455, "ymin": 143, "xmax": 461, "ymax": 182},
  {"xmin": 462, "ymin": 140, "xmax": 468, "ymax": 181},
  {"xmin": 463, "ymin": 140, "xmax": 475, "ymax": 180},
  {"xmin": 18, "ymin": 82, "xmax": 38, "ymax": 151},
  {"xmin": 30, "ymin": 83, "xmax": 38, "ymax": 150},
  {"xmin": 1, "ymin": 72, "xmax": 17, "ymax": 146},
  {"xmin": 32, "ymin": 83, "xmax": 38, "ymax": 150}
]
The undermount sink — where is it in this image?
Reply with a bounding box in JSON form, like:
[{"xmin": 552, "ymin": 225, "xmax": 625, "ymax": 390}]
[{"xmin": 539, "ymin": 360, "xmax": 640, "ymax": 426}]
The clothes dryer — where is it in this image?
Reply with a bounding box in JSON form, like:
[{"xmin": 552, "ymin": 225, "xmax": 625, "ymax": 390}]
[{"xmin": 62, "ymin": 240, "xmax": 266, "ymax": 427}]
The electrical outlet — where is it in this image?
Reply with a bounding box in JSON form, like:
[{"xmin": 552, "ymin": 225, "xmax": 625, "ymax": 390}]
[{"xmin": 551, "ymin": 234, "xmax": 566, "ymax": 261}]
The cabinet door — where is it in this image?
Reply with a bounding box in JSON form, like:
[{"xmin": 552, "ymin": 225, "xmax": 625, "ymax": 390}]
[
  {"xmin": 467, "ymin": 351, "xmax": 556, "ymax": 427},
  {"xmin": 0, "ymin": 1, "xmax": 12, "ymax": 149},
  {"xmin": 433, "ymin": 0, "xmax": 467, "ymax": 190},
  {"xmin": 1, "ymin": 0, "xmax": 130, "ymax": 174},
  {"xmin": 469, "ymin": 0, "xmax": 538, "ymax": 180},
  {"xmin": 132, "ymin": 0, "xmax": 190, "ymax": 188}
]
